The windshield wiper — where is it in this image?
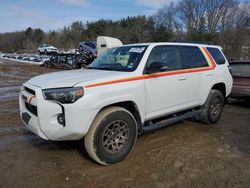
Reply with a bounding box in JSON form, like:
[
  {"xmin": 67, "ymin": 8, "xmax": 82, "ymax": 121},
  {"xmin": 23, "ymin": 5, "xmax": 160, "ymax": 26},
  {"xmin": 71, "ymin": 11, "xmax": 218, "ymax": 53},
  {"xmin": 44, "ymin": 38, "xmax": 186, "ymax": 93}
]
[{"xmin": 88, "ymin": 67, "xmax": 117, "ymax": 71}]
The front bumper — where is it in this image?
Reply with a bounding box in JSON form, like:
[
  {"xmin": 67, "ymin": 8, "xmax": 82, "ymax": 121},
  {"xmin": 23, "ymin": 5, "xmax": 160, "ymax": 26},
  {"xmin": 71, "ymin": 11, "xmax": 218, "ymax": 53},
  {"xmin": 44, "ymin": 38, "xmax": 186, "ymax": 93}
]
[{"xmin": 19, "ymin": 83, "xmax": 97, "ymax": 141}]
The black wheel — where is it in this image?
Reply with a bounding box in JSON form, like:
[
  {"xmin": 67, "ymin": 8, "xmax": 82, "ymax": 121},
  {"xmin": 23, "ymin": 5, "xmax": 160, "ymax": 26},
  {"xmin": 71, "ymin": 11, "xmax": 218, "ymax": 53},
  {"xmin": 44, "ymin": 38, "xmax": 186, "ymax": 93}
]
[
  {"xmin": 82, "ymin": 64, "xmax": 88, "ymax": 69},
  {"xmin": 200, "ymin": 90, "xmax": 225, "ymax": 124},
  {"xmin": 47, "ymin": 61, "xmax": 51, "ymax": 68},
  {"xmin": 245, "ymin": 97, "xmax": 250, "ymax": 102},
  {"xmin": 89, "ymin": 53, "xmax": 93, "ymax": 59},
  {"xmin": 44, "ymin": 61, "xmax": 48, "ymax": 68},
  {"xmin": 85, "ymin": 107, "xmax": 138, "ymax": 165}
]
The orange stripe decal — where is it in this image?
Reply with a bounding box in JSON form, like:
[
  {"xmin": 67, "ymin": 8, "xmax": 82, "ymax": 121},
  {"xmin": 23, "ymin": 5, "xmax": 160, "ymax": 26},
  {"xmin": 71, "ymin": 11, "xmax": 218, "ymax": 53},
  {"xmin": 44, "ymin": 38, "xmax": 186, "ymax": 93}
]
[
  {"xmin": 85, "ymin": 76, "xmax": 144, "ymax": 88},
  {"xmin": 201, "ymin": 47, "xmax": 216, "ymax": 69},
  {"xmin": 85, "ymin": 47, "xmax": 216, "ymax": 88}
]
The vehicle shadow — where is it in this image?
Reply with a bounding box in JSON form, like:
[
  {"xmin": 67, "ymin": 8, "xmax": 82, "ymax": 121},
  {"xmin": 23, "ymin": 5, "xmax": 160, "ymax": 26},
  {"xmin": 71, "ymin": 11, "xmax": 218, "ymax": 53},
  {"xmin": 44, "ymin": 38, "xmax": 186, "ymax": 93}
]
[
  {"xmin": 221, "ymin": 98, "xmax": 250, "ymax": 154},
  {"xmin": 22, "ymin": 129, "xmax": 92, "ymax": 161},
  {"xmin": 227, "ymin": 98, "xmax": 250, "ymax": 108}
]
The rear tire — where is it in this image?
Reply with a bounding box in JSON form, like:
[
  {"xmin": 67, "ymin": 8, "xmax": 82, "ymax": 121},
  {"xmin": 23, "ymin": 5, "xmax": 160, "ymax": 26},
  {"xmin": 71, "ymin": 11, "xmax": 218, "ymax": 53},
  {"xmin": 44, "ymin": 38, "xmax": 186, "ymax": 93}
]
[
  {"xmin": 200, "ymin": 90, "xmax": 224, "ymax": 124},
  {"xmin": 85, "ymin": 107, "xmax": 137, "ymax": 165}
]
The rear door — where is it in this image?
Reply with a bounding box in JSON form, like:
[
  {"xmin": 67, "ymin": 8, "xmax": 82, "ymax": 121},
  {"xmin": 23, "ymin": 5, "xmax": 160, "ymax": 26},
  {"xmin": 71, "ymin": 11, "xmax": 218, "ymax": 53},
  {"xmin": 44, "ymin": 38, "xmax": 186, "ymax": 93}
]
[{"xmin": 180, "ymin": 46, "xmax": 210, "ymax": 104}]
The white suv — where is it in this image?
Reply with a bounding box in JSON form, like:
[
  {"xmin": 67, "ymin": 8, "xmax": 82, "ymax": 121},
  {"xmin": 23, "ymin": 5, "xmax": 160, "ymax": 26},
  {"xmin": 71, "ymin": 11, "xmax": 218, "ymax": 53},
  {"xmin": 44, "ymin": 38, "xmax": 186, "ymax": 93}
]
[
  {"xmin": 38, "ymin": 44, "xmax": 58, "ymax": 54},
  {"xmin": 20, "ymin": 43, "xmax": 233, "ymax": 165}
]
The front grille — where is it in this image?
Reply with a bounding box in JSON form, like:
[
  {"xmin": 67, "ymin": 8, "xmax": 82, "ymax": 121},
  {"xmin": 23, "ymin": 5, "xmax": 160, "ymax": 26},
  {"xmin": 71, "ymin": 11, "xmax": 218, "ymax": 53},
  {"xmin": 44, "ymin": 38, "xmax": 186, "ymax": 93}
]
[
  {"xmin": 25, "ymin": 102, "xmax": 37, "ymax": 116},
  {"xmin": 24, "ymin": 87, "xmax": 36, "ymax": 95},
  {"xmin": 22, "ymin": 95, "xmax": 27, "ymax": 101}
]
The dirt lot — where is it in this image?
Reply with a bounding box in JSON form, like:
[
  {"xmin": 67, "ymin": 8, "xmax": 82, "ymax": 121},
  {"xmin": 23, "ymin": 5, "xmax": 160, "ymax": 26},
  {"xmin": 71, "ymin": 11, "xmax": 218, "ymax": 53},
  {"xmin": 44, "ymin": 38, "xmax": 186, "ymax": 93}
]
[{"xmin": 0, "ymin": 60, "xmax": 250, "ymax": 188}]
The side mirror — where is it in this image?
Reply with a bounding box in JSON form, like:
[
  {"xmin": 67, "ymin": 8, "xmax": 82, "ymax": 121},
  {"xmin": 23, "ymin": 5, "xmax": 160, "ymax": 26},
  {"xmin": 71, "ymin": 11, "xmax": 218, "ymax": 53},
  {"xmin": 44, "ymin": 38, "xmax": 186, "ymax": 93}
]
[{"xmin": 146, "ymin": 62, "xmax": 168, "ymax": 74}]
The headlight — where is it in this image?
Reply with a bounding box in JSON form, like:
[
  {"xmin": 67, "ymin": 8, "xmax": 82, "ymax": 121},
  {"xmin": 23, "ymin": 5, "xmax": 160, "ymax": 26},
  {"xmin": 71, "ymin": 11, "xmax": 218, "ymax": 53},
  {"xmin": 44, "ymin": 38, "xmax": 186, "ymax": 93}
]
[{"xmin": 43, "ymin": 87, "xmax": 84, "ymax": 104}]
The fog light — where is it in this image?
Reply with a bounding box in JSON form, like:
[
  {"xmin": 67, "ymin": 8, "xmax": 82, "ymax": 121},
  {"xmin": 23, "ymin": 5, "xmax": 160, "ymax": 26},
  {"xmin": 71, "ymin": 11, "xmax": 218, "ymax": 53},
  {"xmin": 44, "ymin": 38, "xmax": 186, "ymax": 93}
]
[{"xmin": 57, "ymin": 114, "xmax": 65, "ymax": 125}]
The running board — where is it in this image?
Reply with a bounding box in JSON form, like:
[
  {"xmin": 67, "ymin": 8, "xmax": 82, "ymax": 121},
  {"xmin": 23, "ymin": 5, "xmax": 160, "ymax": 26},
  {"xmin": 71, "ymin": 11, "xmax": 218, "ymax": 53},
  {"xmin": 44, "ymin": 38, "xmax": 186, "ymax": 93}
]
[{"xmin": 140, "ymin": 109, "xmax": 202, "ymax": 134}]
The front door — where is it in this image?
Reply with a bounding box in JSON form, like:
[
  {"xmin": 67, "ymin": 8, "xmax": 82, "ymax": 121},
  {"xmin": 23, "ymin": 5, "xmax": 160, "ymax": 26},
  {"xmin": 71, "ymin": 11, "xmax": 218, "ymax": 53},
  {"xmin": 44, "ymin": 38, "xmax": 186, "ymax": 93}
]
[{"xmin": 144, "ymin": 45, "xmax": 189, "ymax": 119}]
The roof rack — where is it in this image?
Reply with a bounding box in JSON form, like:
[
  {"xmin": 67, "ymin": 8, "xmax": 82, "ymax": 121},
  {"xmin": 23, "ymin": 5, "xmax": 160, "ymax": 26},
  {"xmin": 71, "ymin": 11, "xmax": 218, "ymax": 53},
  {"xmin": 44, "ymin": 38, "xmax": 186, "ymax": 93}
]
[{"xmin": 170, "ymin": 40, "xmax": 216, "ymax": 45}]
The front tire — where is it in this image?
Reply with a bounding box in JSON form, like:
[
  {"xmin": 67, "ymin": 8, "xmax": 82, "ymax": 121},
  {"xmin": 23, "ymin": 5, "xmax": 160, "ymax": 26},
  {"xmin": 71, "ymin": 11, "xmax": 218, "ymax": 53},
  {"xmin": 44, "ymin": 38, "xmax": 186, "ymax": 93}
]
[
  {"xmin": 85, "ymin": 107, "xmax": 138, "ymax": 165},
  {"xmin": 200, "ymin": 90, "xmax": 225, "ymax": 124}
]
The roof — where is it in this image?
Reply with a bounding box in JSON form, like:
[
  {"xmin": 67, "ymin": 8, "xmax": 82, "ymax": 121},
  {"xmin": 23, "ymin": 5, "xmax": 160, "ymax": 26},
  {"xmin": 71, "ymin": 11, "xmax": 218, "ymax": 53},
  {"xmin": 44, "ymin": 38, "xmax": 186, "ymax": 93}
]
[{"xmin": 124, "ymin": 42, "xmax": 222, "ymax": 49}]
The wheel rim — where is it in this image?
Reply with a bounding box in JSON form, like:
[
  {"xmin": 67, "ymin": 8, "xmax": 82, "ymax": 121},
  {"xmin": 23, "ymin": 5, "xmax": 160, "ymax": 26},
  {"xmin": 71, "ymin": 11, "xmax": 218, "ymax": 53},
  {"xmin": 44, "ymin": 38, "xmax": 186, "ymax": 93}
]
[
  {"xmin": 102, "ymin": 120, "xmax": 129, "ymax": 154},
  {"xmin": 210, "ymin": 97, "xmax": 222, "ymax": 119}
]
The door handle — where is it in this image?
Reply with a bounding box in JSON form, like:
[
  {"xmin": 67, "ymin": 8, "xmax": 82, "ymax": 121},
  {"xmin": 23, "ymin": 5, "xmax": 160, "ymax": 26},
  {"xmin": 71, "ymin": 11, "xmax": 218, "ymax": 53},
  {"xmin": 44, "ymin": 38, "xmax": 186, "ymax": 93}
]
[
  {"xmin": 178, "ymin": 77, "xmax": 187, "ymax": 81},
  {"xmin": 205, "ymin": 73, "xmax": 213, "ymax": 76}
]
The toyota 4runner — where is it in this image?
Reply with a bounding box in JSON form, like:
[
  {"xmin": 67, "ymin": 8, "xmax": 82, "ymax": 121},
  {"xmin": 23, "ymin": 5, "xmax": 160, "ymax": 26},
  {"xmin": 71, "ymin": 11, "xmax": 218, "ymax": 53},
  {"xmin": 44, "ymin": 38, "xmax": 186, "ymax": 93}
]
[{"xmin": 20, "ymin": 43, "xmax": 233, "ymax": 165}]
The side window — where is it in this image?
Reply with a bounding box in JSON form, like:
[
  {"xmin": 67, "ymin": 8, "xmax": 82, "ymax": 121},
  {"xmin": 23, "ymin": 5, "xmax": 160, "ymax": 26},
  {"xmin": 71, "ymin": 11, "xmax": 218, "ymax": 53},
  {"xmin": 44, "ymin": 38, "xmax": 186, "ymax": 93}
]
[
  {"xmin": 85, "ymin": 42, "xmax": 90, "ymax": 47},
  {"xmin": 146, "ymin": 46, "xmax": 181, "ymax": 72},
  {"xmin": 89, "ymin": 43, "xmax": 96, "ymax": 49},
  {"xmin": 207, "ymin": 47, "xmax": 226, "ymax": 65},
  {"xmin": 181, "ymin": 46, "xmax": 208, "ymax": 69}
]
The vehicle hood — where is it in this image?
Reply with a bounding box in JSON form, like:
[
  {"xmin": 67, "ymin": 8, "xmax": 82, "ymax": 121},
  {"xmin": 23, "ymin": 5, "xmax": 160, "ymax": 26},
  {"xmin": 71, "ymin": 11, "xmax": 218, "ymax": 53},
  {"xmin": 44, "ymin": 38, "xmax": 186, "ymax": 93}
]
[{"xmin": 27, "ymin": 69, "xmax": 129, "ymax": 89}]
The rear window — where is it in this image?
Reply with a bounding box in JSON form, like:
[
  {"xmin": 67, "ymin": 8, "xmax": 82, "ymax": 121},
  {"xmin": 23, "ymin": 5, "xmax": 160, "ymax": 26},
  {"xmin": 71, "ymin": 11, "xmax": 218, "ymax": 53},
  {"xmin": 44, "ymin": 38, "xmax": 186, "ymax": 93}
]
[
  {"xmin": 181, "ymin": 46, "xmax": 208, "ymax": 69},
  {"xmin": 230, "ymin": 64, "xmax": 250, "ymax": 77},
  {"xmin": 207, "ymin": 47, "xmax": 226, "ymax": 65}
]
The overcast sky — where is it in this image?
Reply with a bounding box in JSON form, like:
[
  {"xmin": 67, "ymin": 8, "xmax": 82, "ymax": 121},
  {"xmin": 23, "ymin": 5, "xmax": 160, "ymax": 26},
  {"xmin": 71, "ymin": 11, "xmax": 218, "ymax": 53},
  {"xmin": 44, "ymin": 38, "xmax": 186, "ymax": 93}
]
[
  {"xmin": 0, "ymin": 0, "xmax": 173, "ymax": 33},
  {"xmin": 1, "ymin": 0, "xmax": 249, "ymax": 33}
]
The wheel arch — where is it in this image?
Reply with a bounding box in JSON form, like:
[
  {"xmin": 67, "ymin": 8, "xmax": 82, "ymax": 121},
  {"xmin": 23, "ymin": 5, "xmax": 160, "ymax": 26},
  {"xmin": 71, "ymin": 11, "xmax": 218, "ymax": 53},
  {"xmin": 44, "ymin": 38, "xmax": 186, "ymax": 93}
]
[
  {"xmin": 211, "ymin": 82, "xmax": 226, "ymax": 98},
  {"xmin": 200, "ymin": 82, "xmax": 227, "ymax": 106},
  {"xmin": 96, "ymin": 101, "xmax": 142, "ymax": 128}
]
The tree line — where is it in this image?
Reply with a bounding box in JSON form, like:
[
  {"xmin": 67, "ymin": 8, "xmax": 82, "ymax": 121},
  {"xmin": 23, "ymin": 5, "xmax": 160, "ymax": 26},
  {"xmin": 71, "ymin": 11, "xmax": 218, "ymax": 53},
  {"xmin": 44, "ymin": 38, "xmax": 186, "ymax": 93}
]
[{"xmin": 0, "ymin": 0, "xmax": 249, "ymax": 59}]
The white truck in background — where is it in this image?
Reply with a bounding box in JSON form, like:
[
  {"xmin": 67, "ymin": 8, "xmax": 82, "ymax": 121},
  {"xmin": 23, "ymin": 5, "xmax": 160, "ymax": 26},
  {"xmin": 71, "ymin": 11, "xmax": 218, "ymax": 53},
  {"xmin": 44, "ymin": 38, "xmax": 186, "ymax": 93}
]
[{"xmin": 97, "ymin": 36, "xmax": 123, "ymax": 56}]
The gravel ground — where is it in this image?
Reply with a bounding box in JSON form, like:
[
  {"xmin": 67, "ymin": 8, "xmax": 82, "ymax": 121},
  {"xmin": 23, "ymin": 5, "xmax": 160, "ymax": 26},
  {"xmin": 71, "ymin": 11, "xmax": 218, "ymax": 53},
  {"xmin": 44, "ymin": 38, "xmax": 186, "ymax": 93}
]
[{"xmin": 0, "ymin": 60, "xmax": 250, "ymax": 188}]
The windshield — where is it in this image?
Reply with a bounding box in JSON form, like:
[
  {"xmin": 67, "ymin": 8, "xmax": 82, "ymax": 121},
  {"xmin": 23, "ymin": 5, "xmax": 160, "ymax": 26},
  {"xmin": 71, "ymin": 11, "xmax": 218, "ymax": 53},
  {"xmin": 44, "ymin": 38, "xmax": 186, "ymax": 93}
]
[{"xmin": 89, "ymin": 45, "xmax": 148, "ymax": 72}]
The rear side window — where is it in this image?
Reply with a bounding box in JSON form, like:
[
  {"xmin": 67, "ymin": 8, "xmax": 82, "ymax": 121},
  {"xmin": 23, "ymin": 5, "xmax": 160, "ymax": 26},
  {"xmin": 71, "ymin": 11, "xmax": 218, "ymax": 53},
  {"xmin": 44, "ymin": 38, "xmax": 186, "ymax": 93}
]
[
  {"xmin": 207, "ymin": 47, "xmax": 226, "ymax": 65},
  {"xmin": 181, "ymin": 46, "xmax": 208, "ymax": 69}
]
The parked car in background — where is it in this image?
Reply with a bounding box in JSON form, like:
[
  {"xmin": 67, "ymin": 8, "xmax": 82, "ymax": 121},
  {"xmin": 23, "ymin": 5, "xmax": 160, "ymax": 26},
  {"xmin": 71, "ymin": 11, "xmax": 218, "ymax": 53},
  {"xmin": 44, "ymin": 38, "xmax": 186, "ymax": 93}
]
[
  {"xmin": 38, "ymin": 44, "xmax": 58, "ymax": 55},
  {"xmin": 43, "ymin": 53, "xmax": 88, "ymax": 69},
  {"xmin": 79, "ymin": 41, "xmax": 97, "ymax": 59},
  {"xmin": 229, "ymin": 61, "xmax": 250, "ymax": 101}
]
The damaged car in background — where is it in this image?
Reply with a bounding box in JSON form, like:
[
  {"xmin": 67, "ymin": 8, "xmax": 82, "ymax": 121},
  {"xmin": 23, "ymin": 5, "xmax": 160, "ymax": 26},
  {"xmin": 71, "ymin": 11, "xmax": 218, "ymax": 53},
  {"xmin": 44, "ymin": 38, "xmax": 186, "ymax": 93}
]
[
  {"xmin": 43, "ymin": 36, "xmax": 123, "ymax": 69},
  {"xmin": 43, "ymin": 52, "xmax": 90, "ymax": 69}
]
